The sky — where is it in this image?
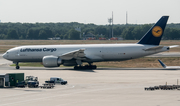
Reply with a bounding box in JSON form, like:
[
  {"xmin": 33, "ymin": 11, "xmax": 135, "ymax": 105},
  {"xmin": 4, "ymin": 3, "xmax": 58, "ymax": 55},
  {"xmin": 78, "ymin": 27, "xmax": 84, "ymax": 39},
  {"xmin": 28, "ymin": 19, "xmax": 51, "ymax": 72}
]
[{"xmin": 0, "ymin": 0, "xmax": 179, "ymax": 25}]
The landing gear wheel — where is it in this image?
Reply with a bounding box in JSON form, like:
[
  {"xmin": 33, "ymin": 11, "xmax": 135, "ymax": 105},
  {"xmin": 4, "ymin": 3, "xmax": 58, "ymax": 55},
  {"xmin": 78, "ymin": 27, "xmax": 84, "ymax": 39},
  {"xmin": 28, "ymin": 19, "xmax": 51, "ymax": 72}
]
[
  {"xmin": 14, "ymin": 62, "xmax": 20, "ymax": 69},
  {"xmin": 91, "ymin": 65, "xmax": 97, "ymax": 69},
  {"xmin": 74, "ymin": 65, "xmax": 97, "ymax": 70},
  {"xmin": 74, "ymin": 66, "xmax": 78, "ymax": 70},
  {"xmin": 16, "ymin": 66, "xmax": 20, "ymax": 69}
]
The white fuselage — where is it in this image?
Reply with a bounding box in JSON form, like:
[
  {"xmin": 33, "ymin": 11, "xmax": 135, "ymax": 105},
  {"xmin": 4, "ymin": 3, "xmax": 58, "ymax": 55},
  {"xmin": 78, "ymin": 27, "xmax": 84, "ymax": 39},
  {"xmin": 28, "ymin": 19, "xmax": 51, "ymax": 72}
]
[{"xmin": 3, "ymin": 43, "xmax": 169, "ymax": 63}]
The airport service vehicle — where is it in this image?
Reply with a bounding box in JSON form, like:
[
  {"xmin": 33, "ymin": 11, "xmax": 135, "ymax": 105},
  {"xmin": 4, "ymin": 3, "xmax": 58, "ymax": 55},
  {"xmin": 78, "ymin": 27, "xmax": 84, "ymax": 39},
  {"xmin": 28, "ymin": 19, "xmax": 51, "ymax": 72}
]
[
  {"xmin": 24, "ymin": 76, "xmax": 39, "ymax": 87},
  {"xmin": 27, "ymin": 81, "xmax": 39, "ymax": 88},
  {"xmin": 2, "ymin": 16, "xmax": 176, "ymax": 70},
  {"xmin": 158, "ymin": 59, "xmax": 180, "ymax": 69},
  {"xmin": 40, "ymin": 83, "xmax": 55, "ymax": 89},
  {"xmin": 25, "ymin": 76, "xmax": 38, "ymax": 84},
  {"xmin": 45, "ymin": 80, "xmax": 55, "ymax": 84},
  {"xmin": 16, "ymin": 81, "xmax": 26, "ymax": 88},
  {"xmin": 50, "ymin": 77, "xmax": 67, "ymax": 85}
]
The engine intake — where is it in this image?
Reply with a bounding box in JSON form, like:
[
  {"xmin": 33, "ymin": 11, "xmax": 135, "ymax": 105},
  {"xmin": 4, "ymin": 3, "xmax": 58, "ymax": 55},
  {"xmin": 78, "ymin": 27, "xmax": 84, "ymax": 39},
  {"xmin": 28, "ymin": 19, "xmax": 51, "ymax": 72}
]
[{"xmin": 42, "ymin": 56, "xmax": 62, "ymax": 67}]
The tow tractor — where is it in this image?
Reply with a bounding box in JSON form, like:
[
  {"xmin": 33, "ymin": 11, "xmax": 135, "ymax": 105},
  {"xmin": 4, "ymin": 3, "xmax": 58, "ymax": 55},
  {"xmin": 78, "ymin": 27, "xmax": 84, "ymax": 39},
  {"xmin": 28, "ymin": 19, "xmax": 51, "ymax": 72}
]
[{"xmin": 25, "ymin": 76, "xmax": 39, "ymax": 88}]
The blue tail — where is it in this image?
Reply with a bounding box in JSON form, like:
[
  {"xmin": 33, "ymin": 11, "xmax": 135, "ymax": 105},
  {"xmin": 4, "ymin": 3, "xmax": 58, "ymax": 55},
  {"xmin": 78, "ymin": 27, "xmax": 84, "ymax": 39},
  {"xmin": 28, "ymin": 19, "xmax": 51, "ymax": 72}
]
[
  {"xmin": 138, "ymin": 16, "xmax": 169, "ymax": 45},
  {"xmin": 158, "ymin": 59, "xmax": 166, "ymax": 68}
]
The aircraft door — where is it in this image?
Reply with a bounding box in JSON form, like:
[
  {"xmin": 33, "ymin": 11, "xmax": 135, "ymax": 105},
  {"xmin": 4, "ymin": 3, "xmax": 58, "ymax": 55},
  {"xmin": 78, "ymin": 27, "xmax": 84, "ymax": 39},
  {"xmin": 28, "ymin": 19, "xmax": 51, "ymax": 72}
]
[{"xmin": 15, "ymin": 50, "xmax": 19, "ymax": 57}]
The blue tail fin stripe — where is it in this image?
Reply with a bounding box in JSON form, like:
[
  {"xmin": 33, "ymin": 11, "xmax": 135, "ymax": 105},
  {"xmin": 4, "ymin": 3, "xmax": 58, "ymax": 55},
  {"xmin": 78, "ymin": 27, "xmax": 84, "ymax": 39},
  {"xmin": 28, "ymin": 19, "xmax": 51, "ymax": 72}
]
[{"xmin": 158, "ymin": 59, "xmax": 166, "ymax": 68}]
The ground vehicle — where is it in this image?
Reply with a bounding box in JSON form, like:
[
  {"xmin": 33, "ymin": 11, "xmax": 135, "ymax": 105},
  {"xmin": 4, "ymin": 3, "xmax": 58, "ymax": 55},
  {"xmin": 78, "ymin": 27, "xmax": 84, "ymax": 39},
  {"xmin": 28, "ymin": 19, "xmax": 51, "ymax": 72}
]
[
  {"xmin": 24, "ymin": 76, "xmax": 39, "ymax": 87},
  {"xmin": 45, "ymin": 80, "xmax": 55, "ymax": 84},
  {"xmin": 27, "ymin": 81, "xmax": 39, "ymax": 87},
  {"xmin": 16, "ymin": 81, "xmax": 26, "ymax": 88},
  {"xmin": 25, "ymin": 76, "xmax": 38, "ymax": 82},
  {"xmin": 39, "ymin": 83, "xmax": 54, "ymax": 89},
  {"xmin": 50, "ymin": 77, "xmax": 67, "ymax": 85}
]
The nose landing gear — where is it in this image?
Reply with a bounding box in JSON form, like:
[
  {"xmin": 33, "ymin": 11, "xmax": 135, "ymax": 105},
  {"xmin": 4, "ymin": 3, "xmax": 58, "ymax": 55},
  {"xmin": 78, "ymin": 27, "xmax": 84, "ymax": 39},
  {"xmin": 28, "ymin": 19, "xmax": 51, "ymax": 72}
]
[
  {"xmin": 13, "ymin": 62, "xmax": 20, "ymax": 69},
  {"xmin": 16, "ymin": 65, "xmax": 20, "ymax": 69}
]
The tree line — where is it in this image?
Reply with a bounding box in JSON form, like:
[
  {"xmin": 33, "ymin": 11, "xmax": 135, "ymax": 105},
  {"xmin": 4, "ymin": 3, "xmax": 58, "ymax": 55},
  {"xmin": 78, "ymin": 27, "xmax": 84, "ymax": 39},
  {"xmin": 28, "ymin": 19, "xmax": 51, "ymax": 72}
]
[{"xmin": 0, "ymin": 22, "xmax": 180, "ymax": 40}]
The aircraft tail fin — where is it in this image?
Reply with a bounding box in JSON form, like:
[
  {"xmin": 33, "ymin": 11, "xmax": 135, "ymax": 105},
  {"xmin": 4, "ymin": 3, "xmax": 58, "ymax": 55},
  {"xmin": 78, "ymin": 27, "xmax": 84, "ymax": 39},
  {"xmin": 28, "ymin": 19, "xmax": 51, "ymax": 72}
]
[
  {"xmin": 138, "ymin": 16, "xmax": 169, "ymax": 45},
  {"xmin": 158, "ymin": 59, "xmax": 166, "ymax": 68}
]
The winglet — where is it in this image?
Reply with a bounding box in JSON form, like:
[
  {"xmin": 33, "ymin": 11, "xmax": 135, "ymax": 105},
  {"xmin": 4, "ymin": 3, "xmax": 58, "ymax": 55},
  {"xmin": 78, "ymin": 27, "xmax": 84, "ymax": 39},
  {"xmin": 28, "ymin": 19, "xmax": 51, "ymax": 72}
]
[
  {"xmin": 158, "ymin": 59, "xmax": 166, "ymax": 68},
  {"xmin": 138, "ymin": 16, "xmax": 169, "ymax": 45}
]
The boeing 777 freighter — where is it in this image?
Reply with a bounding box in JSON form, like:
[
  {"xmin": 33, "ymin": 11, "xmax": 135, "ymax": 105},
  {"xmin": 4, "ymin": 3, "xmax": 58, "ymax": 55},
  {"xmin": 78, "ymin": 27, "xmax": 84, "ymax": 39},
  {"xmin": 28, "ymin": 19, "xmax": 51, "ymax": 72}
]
[{"xmin": 2, "ymin": 16, "xmax": 176, "ymax": 69}]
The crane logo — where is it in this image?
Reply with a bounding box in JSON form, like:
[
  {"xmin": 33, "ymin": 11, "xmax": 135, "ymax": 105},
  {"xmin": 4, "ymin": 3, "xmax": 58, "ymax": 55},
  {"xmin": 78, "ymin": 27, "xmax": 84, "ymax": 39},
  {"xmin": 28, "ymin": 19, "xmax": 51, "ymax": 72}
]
[{"xmin": 152, "ymin": 26, "xmax": 163, "ymax": 37}]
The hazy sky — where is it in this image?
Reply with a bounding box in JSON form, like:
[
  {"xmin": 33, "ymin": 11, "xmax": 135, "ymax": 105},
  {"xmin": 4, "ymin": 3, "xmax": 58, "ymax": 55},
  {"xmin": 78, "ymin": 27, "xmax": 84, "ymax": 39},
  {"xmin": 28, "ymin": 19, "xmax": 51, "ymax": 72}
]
[{"xmin": 0, "ymin": 0, "xmax": 179, "ymax": 25}]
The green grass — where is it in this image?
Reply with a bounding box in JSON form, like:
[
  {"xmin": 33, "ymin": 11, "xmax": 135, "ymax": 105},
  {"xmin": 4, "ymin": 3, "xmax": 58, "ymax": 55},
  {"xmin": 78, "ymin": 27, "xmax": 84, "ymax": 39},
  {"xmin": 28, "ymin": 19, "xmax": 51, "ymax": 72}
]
[{"xmin": 11, "ymin": 62, "xmax": 43, "ymax": 67}]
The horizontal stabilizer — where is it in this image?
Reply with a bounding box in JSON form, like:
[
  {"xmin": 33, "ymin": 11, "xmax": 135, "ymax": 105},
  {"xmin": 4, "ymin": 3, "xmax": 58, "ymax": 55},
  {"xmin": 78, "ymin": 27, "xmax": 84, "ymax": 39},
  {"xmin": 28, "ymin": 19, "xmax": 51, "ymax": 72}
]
[
  {"xmin": 169, "ymin": 45, "xmax": 179, "ymax": 48},
  {"xmin": 143, "ymin": 45, "xmax": 164, "ymax": 51}
]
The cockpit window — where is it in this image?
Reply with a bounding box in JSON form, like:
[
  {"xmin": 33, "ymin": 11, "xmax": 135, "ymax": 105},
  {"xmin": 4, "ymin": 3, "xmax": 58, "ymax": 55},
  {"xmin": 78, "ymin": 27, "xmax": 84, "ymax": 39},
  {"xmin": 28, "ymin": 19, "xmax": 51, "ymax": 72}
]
[{"xmin": 6, "ymin": 52, "xmax": 8, "ymax": 54}]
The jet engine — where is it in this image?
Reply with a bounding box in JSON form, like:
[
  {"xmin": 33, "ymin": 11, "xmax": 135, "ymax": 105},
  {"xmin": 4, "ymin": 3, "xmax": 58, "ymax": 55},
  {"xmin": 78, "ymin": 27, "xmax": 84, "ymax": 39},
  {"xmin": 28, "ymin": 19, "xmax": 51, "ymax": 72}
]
[{"xmin": 42, "ymin": 56, "xmax": 62, "ymax": 67}]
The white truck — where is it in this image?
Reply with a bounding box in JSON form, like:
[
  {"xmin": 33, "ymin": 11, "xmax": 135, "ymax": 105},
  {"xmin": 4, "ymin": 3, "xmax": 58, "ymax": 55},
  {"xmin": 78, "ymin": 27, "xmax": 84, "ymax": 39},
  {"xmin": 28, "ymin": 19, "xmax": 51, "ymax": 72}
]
[{"xmin": 49, "ymin": 77, "xmax": 67, "ymax": 85}]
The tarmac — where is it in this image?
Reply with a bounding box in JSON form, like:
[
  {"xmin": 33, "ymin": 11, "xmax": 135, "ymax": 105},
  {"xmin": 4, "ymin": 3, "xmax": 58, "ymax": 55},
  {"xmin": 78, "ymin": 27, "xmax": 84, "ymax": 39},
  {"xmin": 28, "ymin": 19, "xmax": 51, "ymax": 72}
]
[{"xmin": 1, "ymin": 55, "xmax": 180, "ymax": 106}]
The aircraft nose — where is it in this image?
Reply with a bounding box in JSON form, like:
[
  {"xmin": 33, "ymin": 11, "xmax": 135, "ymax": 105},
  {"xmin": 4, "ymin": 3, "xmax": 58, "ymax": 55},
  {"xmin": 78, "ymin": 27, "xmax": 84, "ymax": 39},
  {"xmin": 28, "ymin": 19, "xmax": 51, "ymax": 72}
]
[{"xmin": 2, "ymin": 53, "xmax": 7, "ymax": 59}]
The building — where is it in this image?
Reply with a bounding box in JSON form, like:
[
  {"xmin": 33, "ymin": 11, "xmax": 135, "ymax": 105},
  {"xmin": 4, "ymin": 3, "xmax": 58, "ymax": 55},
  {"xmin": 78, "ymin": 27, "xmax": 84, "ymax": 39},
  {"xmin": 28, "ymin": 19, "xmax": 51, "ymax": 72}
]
[
  {"xmin": 48, "ymin": 37, "xmax": 61, "ymax": 40},
  {"xmin": 0, "ymin": 74, "xmax": 6, "ymax": 87},
  {"xmin": 0, "ymin": 73, "xmax": 24, "ymax": 87},
  {"xmin": 83, "ymin": 33, "xmax": 96, "ymax": 40}
]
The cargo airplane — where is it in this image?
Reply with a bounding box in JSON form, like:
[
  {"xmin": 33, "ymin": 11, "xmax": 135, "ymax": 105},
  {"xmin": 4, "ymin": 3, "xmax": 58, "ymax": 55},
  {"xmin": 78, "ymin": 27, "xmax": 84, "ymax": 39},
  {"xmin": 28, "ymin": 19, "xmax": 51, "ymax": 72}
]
[{"xmin": 2, "ymin": 16, "xmax": 176, "ymax": 69}]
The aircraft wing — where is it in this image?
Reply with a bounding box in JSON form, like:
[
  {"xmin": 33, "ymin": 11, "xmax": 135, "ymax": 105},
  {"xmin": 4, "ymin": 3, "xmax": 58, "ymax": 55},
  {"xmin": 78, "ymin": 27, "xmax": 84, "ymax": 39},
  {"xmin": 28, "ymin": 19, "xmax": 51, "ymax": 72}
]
[
  {"xmin": 143, "ymin": 45, "xmax": 164, "ymax": 51},
  {"xmin": 59, "ymin": 49, "xmax": 87, "ymax": 60}
]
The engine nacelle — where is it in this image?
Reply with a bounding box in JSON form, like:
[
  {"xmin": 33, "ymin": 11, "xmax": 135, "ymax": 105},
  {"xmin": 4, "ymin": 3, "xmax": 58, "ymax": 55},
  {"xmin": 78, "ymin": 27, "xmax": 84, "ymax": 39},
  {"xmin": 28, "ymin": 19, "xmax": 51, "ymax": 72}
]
[{"xmin": 42, "ymin": 56, "xmax": 62, "ymax": 67}]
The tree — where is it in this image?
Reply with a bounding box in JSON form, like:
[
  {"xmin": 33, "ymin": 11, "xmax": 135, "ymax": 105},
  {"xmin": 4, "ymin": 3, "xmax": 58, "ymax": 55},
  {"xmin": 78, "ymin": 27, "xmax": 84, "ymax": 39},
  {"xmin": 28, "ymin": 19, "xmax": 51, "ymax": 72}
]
[
  {"xmin": 68, "ymin": 29, "xmax": 80, "ymax": 40},
  {"xmin": 0, "ymin": 22, "xmax": 180, "ymax": 40},
  {"xmin": 121, "ymin": 27, "xmax": 135, "ymax": 40},
  {"xmin": 94, "ymin": 26, "xmax": 107, "ymax": 35},
  {"xmin": 0, "ymin": 34, "xmax": 6, "ymax": 39},
  {"xmin": 39, "ymin": 30, "xmax": 47, "ymax": 39},
  {"xmin": 26, "ymin": 28, "xmax": 39, "ymax": 39},
  {"xmin": 7, "ymin": 29, "xmax": 18, "ymax": 39}
]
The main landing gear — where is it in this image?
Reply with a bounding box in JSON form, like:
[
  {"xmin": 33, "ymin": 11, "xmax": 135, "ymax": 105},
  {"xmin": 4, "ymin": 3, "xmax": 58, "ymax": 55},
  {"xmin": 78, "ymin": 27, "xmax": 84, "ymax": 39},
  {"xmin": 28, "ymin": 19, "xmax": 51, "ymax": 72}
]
[
  {"xmin": 74, "ymin": 65, "xmax": 97, "ymax": 70},
  {"xmin": 14, "ymin": 62, "xmax": 20, "ymax": 69}
]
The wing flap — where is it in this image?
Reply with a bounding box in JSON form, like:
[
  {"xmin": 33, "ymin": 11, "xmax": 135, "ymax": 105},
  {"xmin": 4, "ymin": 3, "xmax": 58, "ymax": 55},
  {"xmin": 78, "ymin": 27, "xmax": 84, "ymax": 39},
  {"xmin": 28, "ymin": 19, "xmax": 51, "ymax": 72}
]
[{"xmin": 59, "ymin": 49, "xmax": 86, "ymax": 60}]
